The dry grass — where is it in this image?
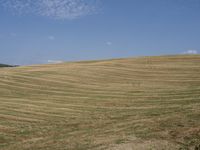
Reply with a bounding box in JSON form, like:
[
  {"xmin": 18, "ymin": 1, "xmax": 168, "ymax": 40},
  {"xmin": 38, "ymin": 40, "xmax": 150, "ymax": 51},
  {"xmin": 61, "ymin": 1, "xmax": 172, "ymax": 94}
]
[{"xmin": 0, "ymin": 55, "xmax": 200, "ymax": 150}]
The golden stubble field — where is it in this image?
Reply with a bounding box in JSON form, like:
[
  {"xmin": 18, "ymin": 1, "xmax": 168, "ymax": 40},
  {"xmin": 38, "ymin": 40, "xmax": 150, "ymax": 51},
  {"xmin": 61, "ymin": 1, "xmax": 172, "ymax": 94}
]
[{"xmin": 0, "ymin": 55, "xmax": 200, "ymax": 150}]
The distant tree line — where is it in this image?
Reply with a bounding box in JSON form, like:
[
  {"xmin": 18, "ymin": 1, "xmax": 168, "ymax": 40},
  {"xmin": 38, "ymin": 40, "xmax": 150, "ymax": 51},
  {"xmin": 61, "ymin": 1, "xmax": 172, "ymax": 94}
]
[{"xmin": 0, "ymin": 64, "xmax": 18, "ymax": 68}]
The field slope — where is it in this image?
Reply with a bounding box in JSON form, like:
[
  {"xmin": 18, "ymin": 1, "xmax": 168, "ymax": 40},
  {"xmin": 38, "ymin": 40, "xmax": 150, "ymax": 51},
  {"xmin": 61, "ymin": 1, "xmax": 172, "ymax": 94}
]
[{"xmin": 0, "ymin": 55, "xmax": 200, "ymax": 150}]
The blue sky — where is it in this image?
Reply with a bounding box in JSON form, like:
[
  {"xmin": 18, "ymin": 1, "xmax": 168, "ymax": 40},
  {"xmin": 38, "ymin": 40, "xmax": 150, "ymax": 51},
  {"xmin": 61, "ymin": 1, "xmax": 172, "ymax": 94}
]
[{"xmin": 0, "ymin": 0, "xmax": 200, "ymax": 65}]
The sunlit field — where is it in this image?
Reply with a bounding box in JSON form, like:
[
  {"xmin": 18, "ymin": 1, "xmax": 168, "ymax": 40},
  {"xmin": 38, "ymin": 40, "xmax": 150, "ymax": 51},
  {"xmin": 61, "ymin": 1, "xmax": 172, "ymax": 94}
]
[{"xmin": 0, "ymin": 55, "xmax": 200, "ymax": 150}]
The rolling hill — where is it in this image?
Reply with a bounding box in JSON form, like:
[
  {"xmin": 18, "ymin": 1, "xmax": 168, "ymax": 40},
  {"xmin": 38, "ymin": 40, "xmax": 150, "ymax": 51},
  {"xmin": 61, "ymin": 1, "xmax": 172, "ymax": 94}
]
[{"xmin": 0, "ymin": 55, "xmax": 200, "ymax": 150}]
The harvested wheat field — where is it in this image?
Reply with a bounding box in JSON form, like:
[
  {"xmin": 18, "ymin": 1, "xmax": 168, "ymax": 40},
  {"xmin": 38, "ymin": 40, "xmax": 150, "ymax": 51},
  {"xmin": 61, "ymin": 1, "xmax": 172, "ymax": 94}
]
[{"xmin": 0, "ymin": 55, "xmax": 200, "ymax": 150}]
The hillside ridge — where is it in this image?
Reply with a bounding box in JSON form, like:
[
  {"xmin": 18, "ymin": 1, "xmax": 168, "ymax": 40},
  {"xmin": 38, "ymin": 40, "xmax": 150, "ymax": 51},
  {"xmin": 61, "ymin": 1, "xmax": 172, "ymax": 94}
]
[{"xmin": 0, "ymin": 55, "xmax": 200, "ymax": 150}]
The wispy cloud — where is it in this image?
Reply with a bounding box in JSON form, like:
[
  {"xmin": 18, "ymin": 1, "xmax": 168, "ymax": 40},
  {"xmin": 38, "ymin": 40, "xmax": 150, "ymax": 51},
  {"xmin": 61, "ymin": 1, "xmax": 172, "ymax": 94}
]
[
  {"xmin": 106, "ymin": 41, "xmax": 112, "ymax": 46},
  {"xmin": 48, "ymin": 35, "xmax": 55, "ymax": 40},
  {"xmin": 183, "ymin": 50, "xmax": 198, "ymax": 54},
  {"xmin": 1, "ymin": 0, "xmax": 100, "ymax": 20},
  {"xmin": 47, "ymin": 60, "xmax": 63, "ymax": 63}
]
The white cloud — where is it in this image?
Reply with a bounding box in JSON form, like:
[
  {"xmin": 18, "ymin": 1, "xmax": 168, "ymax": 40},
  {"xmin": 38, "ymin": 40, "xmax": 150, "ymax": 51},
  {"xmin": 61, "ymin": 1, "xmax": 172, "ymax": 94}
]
[
  {"xmin": 183, "ymin": 50, "xmax": 198, "ymax": 54},
  {"xmin": 47, "ymin": 60, "xmax": 63, "ymax": 63},
  {"xmin": 1, "ymin": 0, "xmax": 100, "ymax": 20},
  {"xmin": 106, "ymin": 41, "xmax": 112, "ymax": 46},
  {"xmin": 48, "ymin": 35, "xmax": 55, "ymax": 40}
]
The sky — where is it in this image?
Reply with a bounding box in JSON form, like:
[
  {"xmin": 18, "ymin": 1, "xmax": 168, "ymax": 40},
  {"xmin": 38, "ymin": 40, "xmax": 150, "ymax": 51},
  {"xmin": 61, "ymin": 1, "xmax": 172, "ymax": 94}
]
[{"xmin": 0, "ymin": 0, "xmax": 200, "ymax": 65}]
